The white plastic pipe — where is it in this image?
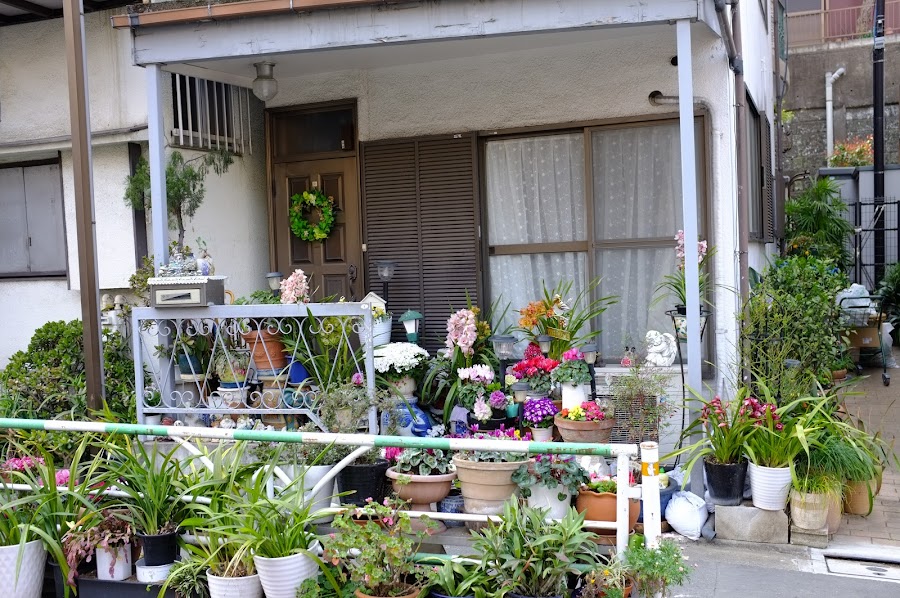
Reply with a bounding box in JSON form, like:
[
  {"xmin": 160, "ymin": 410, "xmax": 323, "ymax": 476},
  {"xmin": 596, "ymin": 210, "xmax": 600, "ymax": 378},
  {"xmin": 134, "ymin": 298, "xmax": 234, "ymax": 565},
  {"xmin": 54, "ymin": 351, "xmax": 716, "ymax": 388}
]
[{"xmin": 826, "ymin": 67, "xmax": 846, "ymax": 160}]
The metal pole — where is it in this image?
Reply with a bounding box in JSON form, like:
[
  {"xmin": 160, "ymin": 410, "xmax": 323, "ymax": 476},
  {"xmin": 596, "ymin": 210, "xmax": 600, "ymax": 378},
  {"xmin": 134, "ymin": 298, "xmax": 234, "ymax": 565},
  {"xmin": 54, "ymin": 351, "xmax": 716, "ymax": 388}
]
[
  {"xmin": 147, "ymin": 65, "xmax": 169, "ymax": 269},
  {"xmin": 62, "ymin": 0, "xmax": 104, "ymax": 410},
  {"xmin": 874, "ymin": 0, "xmax": 886, "ymax": 283}
]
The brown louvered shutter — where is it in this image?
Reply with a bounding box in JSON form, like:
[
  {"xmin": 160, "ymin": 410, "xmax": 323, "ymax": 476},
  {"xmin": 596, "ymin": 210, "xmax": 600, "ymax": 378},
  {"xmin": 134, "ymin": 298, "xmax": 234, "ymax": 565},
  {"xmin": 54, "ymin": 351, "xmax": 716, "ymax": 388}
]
[
  {"xmin": 762, "ymin": 114, "xmax": 775, "ymax": 242},
  {"xmin": 362, "ymin": 135, "xmax": 480, "ymax": 352}
]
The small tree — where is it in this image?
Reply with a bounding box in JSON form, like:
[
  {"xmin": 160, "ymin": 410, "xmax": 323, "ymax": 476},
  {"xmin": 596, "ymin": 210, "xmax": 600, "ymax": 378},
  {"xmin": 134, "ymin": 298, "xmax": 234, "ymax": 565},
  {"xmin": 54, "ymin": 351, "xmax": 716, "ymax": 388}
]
[{"xmin": 124, "ymin": 149, "xmax": 232, "ymax": 248}]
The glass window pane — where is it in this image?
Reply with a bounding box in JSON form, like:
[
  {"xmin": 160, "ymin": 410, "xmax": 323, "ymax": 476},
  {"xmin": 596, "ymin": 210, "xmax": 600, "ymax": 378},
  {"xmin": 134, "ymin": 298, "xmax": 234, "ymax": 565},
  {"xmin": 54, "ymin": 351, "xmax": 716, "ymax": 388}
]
[
  {"xmin": 592, "ymin": 123, "xmax": 685, "ymax": 240},
  {"xmin": 486, "ymin": 134, "xmax": 586, "ymax": 245},
  {"xmin": 595, "ymin": 247, "xmax": 678, "ymax": 360},
  {"xmin": 489, "ymin": 252, "xmax": 587, "ymax": 344}
]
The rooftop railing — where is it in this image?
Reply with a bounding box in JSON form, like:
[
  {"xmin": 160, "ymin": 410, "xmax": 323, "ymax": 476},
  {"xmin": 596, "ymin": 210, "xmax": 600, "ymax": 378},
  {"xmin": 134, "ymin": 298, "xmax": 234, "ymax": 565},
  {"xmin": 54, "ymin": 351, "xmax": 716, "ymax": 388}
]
[{"xmin": 787, "ymin": 1, "xmax": 900, "ymax": 48}]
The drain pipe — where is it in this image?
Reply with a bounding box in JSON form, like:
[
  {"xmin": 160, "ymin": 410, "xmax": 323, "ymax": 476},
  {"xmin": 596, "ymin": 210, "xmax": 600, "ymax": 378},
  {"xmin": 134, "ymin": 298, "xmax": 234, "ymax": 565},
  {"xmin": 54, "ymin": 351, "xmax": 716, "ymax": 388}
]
[{"xmin": 826, "ymin": 68, "xmax": 846, "ymax": 159}]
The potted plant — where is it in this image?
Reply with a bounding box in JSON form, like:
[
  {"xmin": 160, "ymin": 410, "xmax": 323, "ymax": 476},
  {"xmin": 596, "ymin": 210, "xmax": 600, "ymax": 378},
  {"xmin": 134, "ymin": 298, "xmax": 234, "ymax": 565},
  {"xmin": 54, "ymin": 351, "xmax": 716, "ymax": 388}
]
[
  {"xmin": 554, "ymin": 400, "xmax": 615, "ymax": 444},
  {"xmin": 742, "ymin": 391, "xmax": 820, "ymax": 511},
  {"xmin": 666, "ymin": 391, "xmax": 753, "ymax": 506},
  {"xmin": 213, "ymin": 348, "xmax": 250, "ymax": 389},
  {"xmin": 0, "ymin": 501, "xmax": 49, "ymax": 598},
  {"xmin": 471, "ymin": 500, "xmax": 599, "ymax": 598},
  {"xmin": 326, "ymin": 497, "xmax": 432, "ymax": 598},
  {"xmin": 623, "ymin": 539, "xmax": 690, "ymax": 598},
  {"xmin": 234, "ymin": 473, "xmax": 329, "ymax": 598},
  {"xmin": 515, "ymin": 278, "xmax": 616, "ymax": 361},
  {"xmin": 575, "ymin": 472, "xmax": 640, "ymax": 537},
  {"xmin": 374, "ymin": 342, "xmax": 430, "ymax": 399},
  {"xmin": 105, "ymin": 442, "xmax": 189, "ymax": 567},
  {"xmin": 790, "ymin": 466, "xmax": 841, "ymax": 531},
  {"xmin": 611, "ymin": 355, "xmax": 670, "ymax": 444},
  {"xmin": 236, "ymin": 290, "xmax": 288, "ymax": 373},
  {"xmin": 512, "ymin": 454, "xmax": 589, "ymax": 519},
  {"xmin": 62, "ymin": 510, "xmax": 134, "ymax": 583},
  {"xmin": 422, "ymin": 558, "xmax": 495, "ymax": 598},
  {"xmin": 155, "ymin": 332, "xmax": 212, "ymax": 378},
  {"xmin": 550, "ymin": 348, "xmax": 592, "ymax": 409},
  {"xmin": 371, "ymin": 304, "xmax": 393, "ymax": 346},
  {"xmin": 511, "ymin": 354, "xmax": 560, "ymax": 396},
  {"xmin": 161, "ymin": 556, "xmax": 212, "ymax": 598},
  {"xmin": 453, "ymin": 366, "xmax": 504, "ymax": 431},
  {"xmin": 451, "ymin": 427, "xmax": 534, "ymax": 515},
  {"xmin": 520, "ymin": 397, "xmax": 559, "ymax": 442},
  {"xmin": 385, "ymin": 447, "xmax": 457, "ymax": 532},
  {"xmin": 651, "ymin": 230, "xmax": 716, "ymax": 315},
  {"xmin": 841, "ymin": 444, "xmax": 878, "ymax": 516},
  {"xmin": 578, "ymin": 555, "xmax": 634, "ymax": 598}
]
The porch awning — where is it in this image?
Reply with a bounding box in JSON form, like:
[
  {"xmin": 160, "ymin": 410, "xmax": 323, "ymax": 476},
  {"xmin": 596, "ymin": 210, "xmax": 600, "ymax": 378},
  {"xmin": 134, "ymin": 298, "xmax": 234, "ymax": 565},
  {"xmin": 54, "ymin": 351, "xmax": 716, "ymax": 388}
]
[
  {"xmin": 111, "ymin": 0, "xmax": 721, "ymax": 66},
  {"xmin": 0, "ymin": 0, "xmax": 130, "ymax": 27}
]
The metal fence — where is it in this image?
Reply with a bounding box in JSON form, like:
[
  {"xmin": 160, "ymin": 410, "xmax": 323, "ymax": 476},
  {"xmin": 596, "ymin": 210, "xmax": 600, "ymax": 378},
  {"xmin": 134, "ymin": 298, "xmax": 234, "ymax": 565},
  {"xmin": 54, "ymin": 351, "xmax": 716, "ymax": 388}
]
[
  {"xmin": 847, "ymin": 197, "xmax": 900, "ymax": 288},
  {"xmin": 787, "ymin": 1, "xmax": 900, "ymax": 48},
  {"xmin": 132, "ymin": 303, "xmax": 377, "ymax": 431}
]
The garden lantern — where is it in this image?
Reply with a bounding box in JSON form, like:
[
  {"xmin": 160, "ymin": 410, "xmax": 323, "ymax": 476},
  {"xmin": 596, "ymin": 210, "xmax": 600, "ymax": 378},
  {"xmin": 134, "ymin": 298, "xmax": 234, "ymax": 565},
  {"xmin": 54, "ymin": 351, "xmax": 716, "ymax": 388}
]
[
  {"xmin": 536, "ymin": 334, "xmax": 552, "ymax": 355},
  {"xmin": 399, "ymin": 310, "xmax": 424, "ymax": 343},
  {"xmin": 375, "ymin": 260, "xmax": 397, "ymax": 305},
  {"xmin": 510, "ymin": 381, "xmax": 530, "ymax": 404},
  {"xmin": 266, "ymin": 272, "xmax": 282, "ymax": 297},
  {"xmin": 490, "ymin": 334, "xmax": 516, "ymax": 389},
  {"xmin": 581, "ymin": 342, "xmax": 599, "ymax": 400}
]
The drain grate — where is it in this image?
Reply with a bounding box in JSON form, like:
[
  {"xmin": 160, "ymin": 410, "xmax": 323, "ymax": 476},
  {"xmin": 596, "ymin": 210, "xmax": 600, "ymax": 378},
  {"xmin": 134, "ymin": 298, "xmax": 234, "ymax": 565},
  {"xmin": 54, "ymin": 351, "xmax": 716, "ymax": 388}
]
[{"xmin": 825, "ymin": 557, "xmax": 900, "ymax": 581}]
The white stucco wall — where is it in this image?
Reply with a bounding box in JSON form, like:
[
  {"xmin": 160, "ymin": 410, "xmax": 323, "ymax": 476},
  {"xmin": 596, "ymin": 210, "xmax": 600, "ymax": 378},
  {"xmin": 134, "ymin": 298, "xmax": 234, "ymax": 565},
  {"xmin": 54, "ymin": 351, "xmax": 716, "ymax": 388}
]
[{"xmin": 0, "ymin": 10, "xmax": 145, "ymax": 143}]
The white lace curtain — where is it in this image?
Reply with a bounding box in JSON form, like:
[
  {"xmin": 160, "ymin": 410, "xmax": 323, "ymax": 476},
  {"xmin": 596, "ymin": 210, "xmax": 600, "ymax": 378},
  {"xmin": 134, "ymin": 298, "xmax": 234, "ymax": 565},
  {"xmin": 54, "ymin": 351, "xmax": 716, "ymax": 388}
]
[
  {"xmin": 486, "ymin": 123, "xmax": 695, "ymax": 360},
  {"xmin": 486, "ymin": 134, "xmax": 587, "ymax": 342}
]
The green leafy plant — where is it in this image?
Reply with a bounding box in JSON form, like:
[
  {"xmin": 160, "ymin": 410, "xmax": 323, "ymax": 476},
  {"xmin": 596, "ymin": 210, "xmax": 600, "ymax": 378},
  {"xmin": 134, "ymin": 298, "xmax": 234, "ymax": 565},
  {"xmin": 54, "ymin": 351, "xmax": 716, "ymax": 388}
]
[
  {"xmin": 471, "ymin": 500, "xmax": 599, "ymax": 597},
  {"xmin": 741, "ymin": 386, "xmax": 825, "ymax": 469},
  {"xmin": 651, "ymin": 231, "xmax": 717, "ymax": 308},
  {"xmin": 512, "ymin": 454, "xmax": 589, "ymax": 500},
  {"xmin": 161, "ymin": 556, "xmax": 210, "ymax": 598},
  {"xmin": 296, "ymin": 564, "xmax": 357, "ymax": 598},
  {"xmin": 454, "ymin": 427, "xmax": 530, "ymax": 463},
  {"xmin": 785, "ymin": 177, "xmax": 854, "ymax": 268},
  {"xmin": 877, "ymin": 261, "xmax": 900, "ymax": 330},
  {"xmin": 516, "ymin": 278, "xmax": 617, "ymax": 360},
  {"xmin": 0, "ymin": 320, "xmax": 138, "ymax": 429},
  {"xmin": 124, "ymin": 149, "xmax": 233, "ymax": 247},
  {"xmin": 666, "ymin": 388, "xmax": 755, "ymax": 471},
  {"xmin": 326, "ymin": 497, "xmax": 432, "ymax": 596},
  {"xmin": 612, "ymin": 357, "xmax": 671, "ymax": 444},
  {"xmin": 62, "ymin": 510, "xmax": 133, "ymax": 586},
  {"xmin": 391, "ymin": 447, "xmax": 454, "ymax": 476},
  {"xmin": 579, "ymin": 555, "xmax": 632, "ymax": 598},
  {"xmin": 550, "ymin": 357, "xmax": 592, "ymax": 385},
  {"xmin": 623, "ymin": 539, "xmax": 690, "ymax": 598},
  {"xmin": 105, "ymin": 441, "xmax": 190, "ymax": 535},
  {"xmin": 421, "ymin": 558, "xmax": 498, "ymax": 598},
  {"xmin": 829, "ymin": 135, "xmax": 873, "ymax": 167}
]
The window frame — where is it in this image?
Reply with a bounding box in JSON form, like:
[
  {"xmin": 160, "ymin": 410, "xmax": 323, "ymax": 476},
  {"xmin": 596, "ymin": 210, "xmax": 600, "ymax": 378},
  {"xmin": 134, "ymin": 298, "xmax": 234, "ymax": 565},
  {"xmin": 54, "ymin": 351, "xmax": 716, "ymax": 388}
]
[
  {"xmin": 0, "ymin": 157, "xmax": 68, "ymax": 280},
  {"xmin": 746, "ymin": 93, "xmax": 775, "ymax": 242},
  {"xmin": 479, "ymin": 113, "xmax": 712, "ymax": 365},
  {"xmin": 170, "ymin": 73, "xmax": 250, "ymax": 155}
]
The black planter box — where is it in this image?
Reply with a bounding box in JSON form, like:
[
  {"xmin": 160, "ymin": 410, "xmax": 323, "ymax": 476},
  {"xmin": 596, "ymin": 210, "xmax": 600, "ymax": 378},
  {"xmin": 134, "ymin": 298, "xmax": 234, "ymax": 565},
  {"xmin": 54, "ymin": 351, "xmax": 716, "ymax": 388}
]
[{"xmin": 77, "ymin": 577, "xmax": 177, "ymax": 598}]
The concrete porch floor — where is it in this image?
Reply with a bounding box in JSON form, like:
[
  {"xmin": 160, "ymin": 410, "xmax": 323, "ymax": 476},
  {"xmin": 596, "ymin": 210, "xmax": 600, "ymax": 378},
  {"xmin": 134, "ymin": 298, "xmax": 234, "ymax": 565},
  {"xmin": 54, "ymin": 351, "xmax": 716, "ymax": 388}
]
[{"xmin": 831, "ymin": 348, "xmax": 900, "ymax": 550}]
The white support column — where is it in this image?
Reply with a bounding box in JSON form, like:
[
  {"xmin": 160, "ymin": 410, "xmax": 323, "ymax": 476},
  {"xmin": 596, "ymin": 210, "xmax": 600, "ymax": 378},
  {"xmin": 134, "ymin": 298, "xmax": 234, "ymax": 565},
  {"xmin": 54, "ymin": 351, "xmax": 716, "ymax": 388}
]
[
  {"xmin": 640, "ymin": 442, "xmax": 661, "ymax": 549},
  {"xmin": 615, "ymin": 452, "xmax": 630, "ymax": 555},
  {"xmin": 146, "ymin": 64, "xmax": 168, "ymax": 271},
  {"xmin": 676, "ymin": 20, "xmax": 705, "ymax": 498}
]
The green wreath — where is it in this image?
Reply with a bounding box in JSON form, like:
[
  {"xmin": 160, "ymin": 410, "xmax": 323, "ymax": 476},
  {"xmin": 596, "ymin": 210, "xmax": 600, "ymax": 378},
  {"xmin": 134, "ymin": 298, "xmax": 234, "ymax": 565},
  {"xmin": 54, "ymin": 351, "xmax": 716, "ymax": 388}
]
[{"xmin": 289, "ymin": 189, "xmax": 335, "ymax": 242}]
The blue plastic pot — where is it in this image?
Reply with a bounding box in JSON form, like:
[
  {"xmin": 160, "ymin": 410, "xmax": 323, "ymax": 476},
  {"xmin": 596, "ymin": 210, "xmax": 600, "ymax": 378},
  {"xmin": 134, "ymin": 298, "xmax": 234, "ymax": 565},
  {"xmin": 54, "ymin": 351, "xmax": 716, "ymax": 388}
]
[{"xmin": 288, "ymin": 360, "xmax": 310, "ymax": 385}]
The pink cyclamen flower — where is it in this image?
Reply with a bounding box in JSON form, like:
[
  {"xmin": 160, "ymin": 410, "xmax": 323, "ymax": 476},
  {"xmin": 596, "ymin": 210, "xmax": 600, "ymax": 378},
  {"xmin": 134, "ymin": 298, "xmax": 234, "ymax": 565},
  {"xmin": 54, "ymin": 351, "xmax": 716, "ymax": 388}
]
[
  {"xmin": 562, "ymin": 347, "xmax": 584, "ymax": 362},
  {"xmin": 351, "ymin": 372, "xmax": 364, "ymax": 385}
]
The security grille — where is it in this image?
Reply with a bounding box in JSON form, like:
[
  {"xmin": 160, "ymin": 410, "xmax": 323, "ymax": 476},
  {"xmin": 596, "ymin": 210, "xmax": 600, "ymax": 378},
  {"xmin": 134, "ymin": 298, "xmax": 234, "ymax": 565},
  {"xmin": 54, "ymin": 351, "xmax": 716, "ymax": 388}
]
[{"xmin": 171, "ymin": 73, "xmax": 254, "ymax": 154}]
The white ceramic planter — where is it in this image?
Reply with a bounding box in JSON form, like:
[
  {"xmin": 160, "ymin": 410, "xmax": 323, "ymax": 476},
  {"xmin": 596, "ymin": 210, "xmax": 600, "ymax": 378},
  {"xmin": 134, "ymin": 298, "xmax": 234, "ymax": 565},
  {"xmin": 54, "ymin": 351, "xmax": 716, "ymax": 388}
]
[
  {"xmin": 530, "ymin": 427, "xmax": 554, "ymax": 442},
  {"xmin": 394, "ymin": 375, "xmax": 416, "ymax": 398},
  {"xmin": 526, "ymin": 483, "xmax": 572, "ymax": 519},
  {"xmin": 749, "ymin": 463, "xmax": 792, "ymax": 511},
  {"xmin": 372, "ymin": 318, "xmax": 393, "ymax": 346},
  {"xmin": 96, "ymin": 542, "xmax": 132, "ymax": 581},
  {"xmin": 207, "ymin": 570, "xmax": 264, "ymax": 598},
  {"xmin": 254, "ymin": 549, "xmax": 319, "ymax": 598},
  {"xmin": 561, "ymin": 383, "xmax": 586, "ymax": 410},
  {"xmin": 0, "ymin": 539, "xmax": 46, "ymax": 598},
  {"xmin": 790, "ymin": 490, "xmax": 828, "ymax": 530},
  {"xmin": 135, "ymin": 558, "xmax": 174, "ymax": 583}
]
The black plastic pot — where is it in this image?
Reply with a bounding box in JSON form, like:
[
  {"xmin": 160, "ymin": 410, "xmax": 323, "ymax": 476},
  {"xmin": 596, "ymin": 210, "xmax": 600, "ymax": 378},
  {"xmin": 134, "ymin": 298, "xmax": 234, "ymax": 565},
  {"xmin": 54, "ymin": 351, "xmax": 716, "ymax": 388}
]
[
  {"xmin": 135, "ymin": 530, "xmax": 178, "ymax": 566},
  {"xmin": 676, "ymin": 304, "xmax": 687, "ymax": 315},
  {"xmin": 704, "ymin": 459, "xmax": 748, "ymax": 506},
  {"xmin": 337, "ymin": 459, "xmax": 390, "ymax": 506},
  {"xmin": 467, "ymin": 414, "xmax": 510, "ymax": 431},
  {"xmin": 77, "ymin": 577, "xmax": 176, "ymax": 598}
]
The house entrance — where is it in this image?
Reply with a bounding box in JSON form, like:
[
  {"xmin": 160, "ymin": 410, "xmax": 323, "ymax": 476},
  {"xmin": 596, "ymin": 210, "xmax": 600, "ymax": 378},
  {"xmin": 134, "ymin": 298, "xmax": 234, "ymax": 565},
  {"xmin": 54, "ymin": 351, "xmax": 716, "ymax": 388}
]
[{"xmin": 268, "ymin": 104, "xmax": 362, "ymax": 301}]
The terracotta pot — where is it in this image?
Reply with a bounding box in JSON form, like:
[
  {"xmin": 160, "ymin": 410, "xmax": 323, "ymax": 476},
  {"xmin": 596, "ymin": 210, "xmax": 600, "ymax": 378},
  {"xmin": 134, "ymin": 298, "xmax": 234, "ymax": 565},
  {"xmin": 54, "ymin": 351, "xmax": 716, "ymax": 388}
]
[
  {"xmin": 554, "ymin": 415, "xmax": 615, "ymax": 444},
  {"xmin": 831, "ymin": 369, "xmax": 848, "ymax": 382},
  {"xmin": 386, "ymin": 467, "xmax": 457, "ymax": 509},
  {"xmin": 575, "ymin": 489, "xmax": 640, "ymax": 535},
  {"xmin": 452, "ymin": 456, "xmax": 534, "ymax": 515},
  {"xmin": 844, "ymin": 478, "xmax": 877, "ymax": 516},
  {"xmin": 242, "ymin": 329, "xmax": 288, "ymax": 371},
  {"xmin": 355, "ymin": 586, "xmax": 419, "ymax": 598}
]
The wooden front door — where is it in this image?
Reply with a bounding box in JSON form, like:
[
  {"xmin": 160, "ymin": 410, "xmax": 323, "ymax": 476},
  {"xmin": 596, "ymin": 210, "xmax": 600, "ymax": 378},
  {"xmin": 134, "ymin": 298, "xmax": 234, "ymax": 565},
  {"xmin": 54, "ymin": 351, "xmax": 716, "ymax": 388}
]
[{"xmin": 273, "ymin": 157, "xmax": 362, "ymax": 301}]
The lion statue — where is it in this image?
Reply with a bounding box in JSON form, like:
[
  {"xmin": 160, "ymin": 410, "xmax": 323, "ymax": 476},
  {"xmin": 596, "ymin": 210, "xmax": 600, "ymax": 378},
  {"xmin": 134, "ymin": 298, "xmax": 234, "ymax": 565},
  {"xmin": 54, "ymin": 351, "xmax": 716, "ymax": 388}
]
[{"xmin": 645, "ymin": 330, "xmax": 677, "ymax": 367}]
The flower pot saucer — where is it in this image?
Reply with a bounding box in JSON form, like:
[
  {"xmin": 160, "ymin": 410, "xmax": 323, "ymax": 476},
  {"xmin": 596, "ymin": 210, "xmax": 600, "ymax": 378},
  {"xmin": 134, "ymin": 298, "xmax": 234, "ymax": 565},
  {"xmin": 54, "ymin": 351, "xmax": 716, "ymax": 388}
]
[{"xmin": 177, "ymin": 372, "xmax": 207, "ymax": 383}]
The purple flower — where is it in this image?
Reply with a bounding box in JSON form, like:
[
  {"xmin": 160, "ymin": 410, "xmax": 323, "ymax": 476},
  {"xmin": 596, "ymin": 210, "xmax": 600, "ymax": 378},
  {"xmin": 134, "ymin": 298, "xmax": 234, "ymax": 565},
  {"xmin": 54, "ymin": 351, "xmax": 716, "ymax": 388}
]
[
  {"xmin": 351, "ymin": 372, "xmax": 364, "ymax": 385},
  {"xmin": 522, "ymin": 397, "xmax": 559, "ymax": 428},
  {"xmin": 489, "ymin": 390, "xmax": 508, "ymax": 409}
]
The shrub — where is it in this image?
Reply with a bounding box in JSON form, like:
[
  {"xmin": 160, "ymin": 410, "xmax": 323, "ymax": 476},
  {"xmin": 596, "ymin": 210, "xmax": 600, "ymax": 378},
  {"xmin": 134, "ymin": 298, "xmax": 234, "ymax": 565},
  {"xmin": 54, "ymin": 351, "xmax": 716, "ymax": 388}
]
[
  {"xmin": 0, "ymin": 320, "xmax": 137, "ymax": 422},
  {"xmin": 785, "ymin": 177, "xmax": 853, "ymax": 269},
  {"xmin": 829, "ymin": 135, "xmax": 873, "ymax": 167}
]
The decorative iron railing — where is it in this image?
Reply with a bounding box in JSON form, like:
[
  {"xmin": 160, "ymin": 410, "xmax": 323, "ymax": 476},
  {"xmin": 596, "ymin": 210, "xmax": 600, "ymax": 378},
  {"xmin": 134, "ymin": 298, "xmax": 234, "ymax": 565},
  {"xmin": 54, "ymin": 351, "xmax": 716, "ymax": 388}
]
[{"xmin": 131, "ymin": 303, "xmax": 377, "ymax": 431}]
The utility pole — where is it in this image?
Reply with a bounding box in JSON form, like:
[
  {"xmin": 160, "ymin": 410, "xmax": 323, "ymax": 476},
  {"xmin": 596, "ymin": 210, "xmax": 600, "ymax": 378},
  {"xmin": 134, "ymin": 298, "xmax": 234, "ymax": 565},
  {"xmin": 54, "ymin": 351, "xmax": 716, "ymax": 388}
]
[{"xmin": 874, "ymin": 0, "xmax": 886, "ymax": 283}]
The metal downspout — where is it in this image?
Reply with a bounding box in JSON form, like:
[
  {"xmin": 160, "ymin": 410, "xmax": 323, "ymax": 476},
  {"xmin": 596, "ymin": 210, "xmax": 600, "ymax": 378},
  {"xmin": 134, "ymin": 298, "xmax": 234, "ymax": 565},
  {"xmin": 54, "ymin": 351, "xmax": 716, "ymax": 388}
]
[
  {"xmin": 825, "ymin": 68, "xmax": 846, "ymax": 159},
  {"xmin": 729, "ymin": 1, "xmax": 749, "ymax": 304}
]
